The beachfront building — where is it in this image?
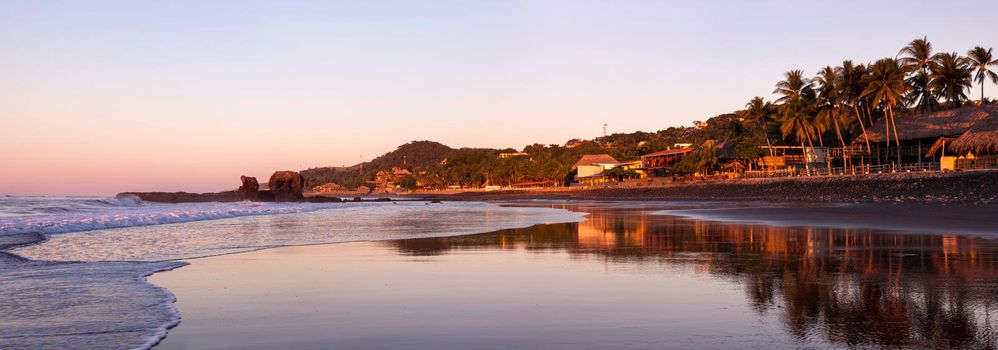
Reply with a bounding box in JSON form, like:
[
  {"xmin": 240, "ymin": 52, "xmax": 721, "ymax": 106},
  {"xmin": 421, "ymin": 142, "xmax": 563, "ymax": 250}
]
[
  {"xmin": 756, "ymin": 146, "xmax": 829, "ymax": 168},
  {"xmin": 854, "ymin": 105, "xmax": 998, "ymax": 170},
  {"xmin": 639, "ymin": 147, "xmax": 693, "ymax": 177},
  {"xmin": 373, "ymin": 167, "xmax": 414, "ymax": 193},
  {"xmin": 950, "ymin": 110, "xmax": 998, "ymax": 170},
  {"xmin": 572, "ymin": 154, "xmax": 621, "ymax": 185}
]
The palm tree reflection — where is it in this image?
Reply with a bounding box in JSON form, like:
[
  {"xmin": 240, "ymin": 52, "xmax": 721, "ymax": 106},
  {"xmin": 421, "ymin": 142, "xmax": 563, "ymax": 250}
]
[{"xmin": 387, "ymin": 204, "xmax": 998, "ymax": 348}]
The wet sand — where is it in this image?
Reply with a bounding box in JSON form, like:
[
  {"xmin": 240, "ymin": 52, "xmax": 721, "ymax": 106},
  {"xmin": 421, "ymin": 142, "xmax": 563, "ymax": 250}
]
[
  {"xmin": 151, "ymin": 203, "xmax": 998, "ymax": 349},
  {"xmin": 660, "ymin": 203, "xmax": 998, "ymax": 236}
]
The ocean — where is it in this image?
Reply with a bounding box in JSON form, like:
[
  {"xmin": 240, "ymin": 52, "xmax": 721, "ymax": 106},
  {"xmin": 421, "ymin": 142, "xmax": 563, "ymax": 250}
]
[{"xmin": 0, "ymin": 196, "xmax": 585, "ymax": 349}]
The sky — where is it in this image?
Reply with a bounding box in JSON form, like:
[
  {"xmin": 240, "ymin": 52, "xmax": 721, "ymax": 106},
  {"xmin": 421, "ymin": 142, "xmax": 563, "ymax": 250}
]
[{"xmin": 3, "ymin": 0, "xmax": 998, "ymax": 196}]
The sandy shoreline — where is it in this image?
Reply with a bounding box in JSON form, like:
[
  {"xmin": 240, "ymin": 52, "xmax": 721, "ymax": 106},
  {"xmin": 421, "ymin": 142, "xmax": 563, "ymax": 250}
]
[
  {"xmin": 658, "ymin": 202, "xmax": 998, "ymax": 236},
  {"xmin": 150, "ymin": 201, "xmax": 998, "ymax": 349}
]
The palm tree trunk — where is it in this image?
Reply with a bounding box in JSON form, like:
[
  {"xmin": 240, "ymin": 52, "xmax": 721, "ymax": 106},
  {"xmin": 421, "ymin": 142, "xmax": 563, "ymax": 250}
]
[
  {"xmin": 866, "ymin": 106, "xmax": 875, "ymax": 127},
  {"xmin": 853, "ymin": 105, "xmax": 871, "ymax": 153},
  {"xmin": 877, "ymin": 113, "xmax": 891, "ymax": 164},
  {"xmin": 888, "ymin": 104, "xmax": 902, "ymax": 165},
  {"xmin": 762, "ymin": 120, "xmax": 775, "ymax": 157},
  {"xmin": 800, "ymin": 139, "xmax": 809, "ymax": 175},
  {"xmin": 804, "ymin": 127, "xmax": 815, "ymax": 176},
  {"xmin": 831, "ymin": 110, "xmax": 846, "ymax": 172}
]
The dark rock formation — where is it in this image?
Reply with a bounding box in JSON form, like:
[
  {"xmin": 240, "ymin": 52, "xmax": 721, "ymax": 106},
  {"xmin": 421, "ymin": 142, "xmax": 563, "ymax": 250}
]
[
  {"xmin": 119, "ymin": 191, "xmax": 244, "ymax": 203},
  {"xmin": 268, "ymin": 171, "xmax": 305, "ymax": 202},
  {"xmin": 237, "ymin": 176, "xmax": 260, "ymax": 201},
  {"xmin": 120, "ymin": 171, "xmax": 388, "ymax": 204}
]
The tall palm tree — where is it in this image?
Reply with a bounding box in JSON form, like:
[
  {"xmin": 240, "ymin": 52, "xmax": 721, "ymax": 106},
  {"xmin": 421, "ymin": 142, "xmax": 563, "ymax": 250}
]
[
  {"xmin": 863, "ymin": 58, "xmax": 908, "ymax": 165},
  {"xmin": 744, "ymin": 97, "xmax": 775, "ymax": 156},
  {"xmin": 966, "ymin": 46, "xmax": 998, "ymax": 103},
  {"xmin": 838, "ymin": 60, "xmax": 871, "ymax": 153},
  {"xmin": 899, "ymin": 37, "xmax": 937, "ymax": 112},
  {"xmin": 814, "ymin": 66, "xmax": 846, "ymax": 148},
  {"xmin": 929, "ymin": 52, "xmax": 973, "ymax": 106},
  {"xmin": 815, "ymin": 66, "xmax": 849, "ymax": 171},
  {"xmin": 774, "ymin": 70, "xmax": 817, "ymax": 173}
]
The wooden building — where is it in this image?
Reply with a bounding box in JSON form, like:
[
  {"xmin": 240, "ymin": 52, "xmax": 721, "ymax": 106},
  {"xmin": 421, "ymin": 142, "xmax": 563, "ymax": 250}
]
[{"xmin": 639, "ymin": 147, "xmax": 693, "ymax": 176}]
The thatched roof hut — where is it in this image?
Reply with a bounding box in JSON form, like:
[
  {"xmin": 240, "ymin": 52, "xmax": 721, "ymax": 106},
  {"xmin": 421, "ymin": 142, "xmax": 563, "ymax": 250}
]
[
  {"xmin": 951, "ymin": 115, "xmax": 998, "ymax": 154},
  {"xmin": 857, "ymin": 105, "xmax": 998, "ymax": 143}
]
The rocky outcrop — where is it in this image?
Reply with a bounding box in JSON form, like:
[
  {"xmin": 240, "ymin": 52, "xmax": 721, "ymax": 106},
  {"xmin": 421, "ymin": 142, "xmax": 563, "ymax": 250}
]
[
  {"xmin": 237, "ymin": 176, "xmax": 260, "ymax": 200},
  {"xmin": 119, "ymin": 190, "xmax": 249, "ymax": 203},
  {"xmin": 120, "ymin": 171, "xmax": 374, "ymax": 203},
  {"xmin": 268, "ymin": 171, "xmax": 304, "ymax": 202}
]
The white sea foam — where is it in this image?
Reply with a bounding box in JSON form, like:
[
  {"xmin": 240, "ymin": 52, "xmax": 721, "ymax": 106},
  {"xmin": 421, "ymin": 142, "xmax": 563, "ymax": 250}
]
[
  {"xmin": 13, "ymin": 201, "xmax": 587, "ymax": 262},
  {"xmin": 1, "ymin": 197, "xmax": 586, "ymax": 350},
  {"xmin": 0, "ymin": 198, "xmax": 343, "ymax": 237}
]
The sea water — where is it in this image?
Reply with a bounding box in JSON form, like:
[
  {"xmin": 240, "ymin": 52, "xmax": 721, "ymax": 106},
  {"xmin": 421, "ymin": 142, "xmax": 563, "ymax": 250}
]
[{"xmin": 0, "ymin": 197, "xmax": 585, "ymax": 350}]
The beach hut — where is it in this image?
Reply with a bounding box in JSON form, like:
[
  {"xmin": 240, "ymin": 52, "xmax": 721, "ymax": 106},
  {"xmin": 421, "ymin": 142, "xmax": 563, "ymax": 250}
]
[
  {"xmin": 949, "ymin": 114, "xmax": 998, "ymax": 169},
  {"xmin": 855, "ymin": 105, "xmax": 998, "ymax": 166}
]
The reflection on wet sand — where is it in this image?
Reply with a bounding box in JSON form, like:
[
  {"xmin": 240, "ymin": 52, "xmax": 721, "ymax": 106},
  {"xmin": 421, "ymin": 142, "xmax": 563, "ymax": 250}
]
[{"xmin": 389, "ymin": 204, "xmax": 998, "ymax": 349}]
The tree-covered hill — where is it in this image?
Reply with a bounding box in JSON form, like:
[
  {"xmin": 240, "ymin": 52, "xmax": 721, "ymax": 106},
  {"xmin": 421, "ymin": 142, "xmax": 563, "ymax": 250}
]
[{"xmin": 301, "ymin": 140, "xmax": 454, "ymax": 189}]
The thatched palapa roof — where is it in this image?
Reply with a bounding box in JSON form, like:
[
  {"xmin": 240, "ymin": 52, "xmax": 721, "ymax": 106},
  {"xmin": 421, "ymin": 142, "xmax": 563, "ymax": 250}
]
[
  {"xmin": 951, "ymin": 115, "xmax": 998, "ymax": 154},
  {"xmin": 857, "ymin": 105, "xmax": 998, "ymax": 143}
]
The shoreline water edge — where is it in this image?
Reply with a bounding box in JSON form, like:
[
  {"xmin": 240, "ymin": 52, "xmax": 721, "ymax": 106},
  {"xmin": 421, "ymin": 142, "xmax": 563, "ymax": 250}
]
[
  {"xmin": 2, "ymin": 194, "xmax": 998, "ymax": 349},
  {"xmin": 0, "ymin": 198, "xmax": 587, "ymax": 349}
]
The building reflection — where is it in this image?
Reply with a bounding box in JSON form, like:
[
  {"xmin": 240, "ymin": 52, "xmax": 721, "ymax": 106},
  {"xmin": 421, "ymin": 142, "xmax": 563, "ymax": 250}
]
[{"xmin": 386, "ymin": 204, "xmax": 998, "ymax": 349}]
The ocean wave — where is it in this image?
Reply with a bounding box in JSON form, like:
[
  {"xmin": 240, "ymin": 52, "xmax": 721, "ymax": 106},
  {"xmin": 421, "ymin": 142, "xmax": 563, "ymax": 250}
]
[
  {"xmin": 94, "ymin": 194, "xmax": 144, "ymax": 207},
  {"xmin": 0, "ymin": 200, "xmax": 343, "ymax": 237}
]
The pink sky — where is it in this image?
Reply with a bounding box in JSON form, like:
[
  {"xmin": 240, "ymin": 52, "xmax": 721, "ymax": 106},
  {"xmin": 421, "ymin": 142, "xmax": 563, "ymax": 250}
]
[{"xmin": 3, "ymin": 1, "xmax": 997, "ymax": 196}]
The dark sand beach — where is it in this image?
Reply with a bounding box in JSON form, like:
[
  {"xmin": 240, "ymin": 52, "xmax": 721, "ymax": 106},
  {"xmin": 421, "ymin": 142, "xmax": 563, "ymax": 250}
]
[
  {"xmin": 150, "ymin": 201, "xmax": 998, "ymax": 349},
  {"xmin": 416, "ymin": 171, "xmax": 998, "ymax": 204}
]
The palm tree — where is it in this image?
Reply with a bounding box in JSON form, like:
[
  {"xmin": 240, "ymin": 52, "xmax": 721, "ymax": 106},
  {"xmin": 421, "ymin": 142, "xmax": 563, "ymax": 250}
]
[
  {"xmin": 904, "ymin": 70, "xmax": 938, "ymax": 112},
  {"xmin": 899, "ymin": 37, "xmax": 937, "ymax": 112},
  {"xmin": 929, "ymin": 52, "xmax": 973, "ymax": 107},
  {"xmin": 744, "ymin": 97, "xmax": 775, "ymax": 156},
  {"xmin": 775, "ymin": 70, "xmax": 817, "ymax": 173},
  {"xmin": 966, "ymin": 46, "xmax": 998, "ymax": 103},
  {"xmin": 898, "ymin": 36, "xmax": 933, "ymax": 73},
  {"xmin": 863, "ymin": 58, "xmax": 908, "ymax": 165},
  {"xmin": 814, "ymin": 66, "xmax": 847, "ymax": 148},
  {"xmin": 780, "ymin": 108, "xmax": 817, "ymax": 173},
  {"xmin": 838, "ymin": 60, "xmax": 871, "ymax": 153},
  {"xmin": 815, "ymin": 66, "xmax": 850, "ymax": 171},
  {"xmin": 697, "ymin": 141, "xmax": 719, "ymax": 176}
]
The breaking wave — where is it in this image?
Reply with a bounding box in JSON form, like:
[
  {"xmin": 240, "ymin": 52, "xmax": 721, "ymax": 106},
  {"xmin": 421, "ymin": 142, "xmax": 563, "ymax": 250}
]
[{"xmin": 0, "ymin": 198, "xmax": 342, "ymax": 237}]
